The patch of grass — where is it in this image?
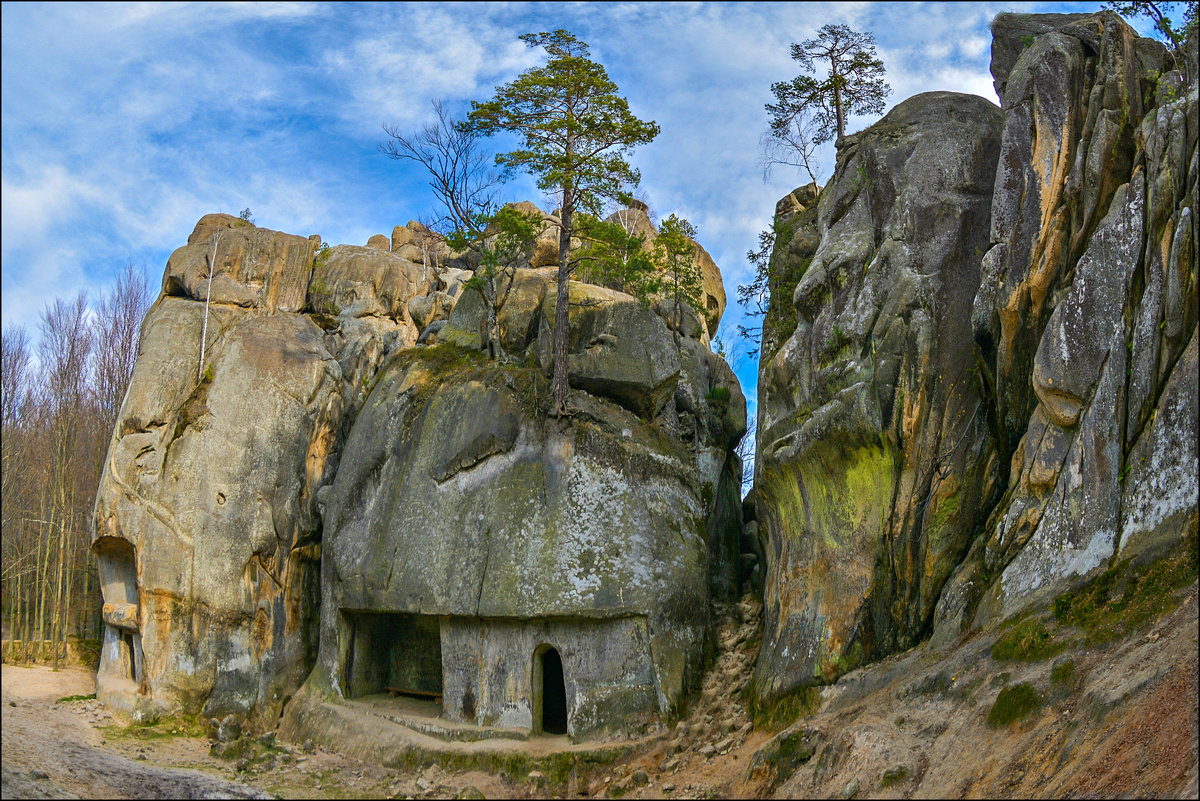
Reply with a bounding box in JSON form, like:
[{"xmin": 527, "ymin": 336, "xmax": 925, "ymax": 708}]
[
  {"xmin": 1053, "ymin": 531, "xmax": 1198, "ymax": 644},
  {"xmin": 749, "ymin": 685, "xmax": 821, "ymax": 731},
  {"xmin": 56, "ymin": 693, "xmax": 96, "ymax": 704},
  {"xmin": 881, "ymin": 765, "xmax": 910, "ymax": 788},
  {"xmin": 991, "ymin": 618, "xmax": 1064, "ymax": 662},
  {"xmin": 705, "ymin": 385, "xmax": 731, "ymax": 405},
  {"xmin": 100, "ymin": 713, "xmax": 208, "ymax": 741},
  {"xmin": 987, "ymin": 682, "xmax": 1041, "ymax": 727},
  {"xmin": 392, "ymin": 342, "xmax": 487, "ymax": 376},
  {"xmin": 1050, "ymin": 659, "xmax": 1076, "ymax": 686}
]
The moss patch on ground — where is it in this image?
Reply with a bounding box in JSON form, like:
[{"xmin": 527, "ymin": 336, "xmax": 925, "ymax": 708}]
[
  {"xmin": 990, "ymin": 618, "xmax": 1065, "ymax": 662},
  {"xmin": 99, "ymin": 713, "xmax": 209, "ymax": 741},
  {"xmin": 749, "ymin": 685, "xmax": 822, "ymax": 731},
  {"xmin": 1050, "ymin": 659, "xmax": 1076, "ymax": 686},
  {"xmin": 55, "ymin": 693, "xmax": 96, "ymax": 704},
  {"xmin": 987, "ymin": 682, "xmax": 1041, "ymax": 727},
  {"xmin": 881, "ymin": 765, "xmax": 910, "ymax": 788},
  {"xmin": 1053, "ymin": 530, "xmax": 1199, "ymax": 644}
]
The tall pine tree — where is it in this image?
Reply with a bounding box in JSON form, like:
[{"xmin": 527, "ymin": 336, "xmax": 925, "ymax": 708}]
[{"xmin": 464, "ymin": 29, "xmax": 659, "ymax": 415}]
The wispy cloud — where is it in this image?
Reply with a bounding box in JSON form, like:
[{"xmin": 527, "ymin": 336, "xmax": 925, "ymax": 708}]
[{"xmin": 2, "ymin": 0, "xmax": 1111, "ymax": 383}]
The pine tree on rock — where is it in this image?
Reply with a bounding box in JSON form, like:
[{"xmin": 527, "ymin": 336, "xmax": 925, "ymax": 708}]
[
  {"xmin": 463, "ymin": 29, "xmax": 660, "ymax": 416},
  {"xmin": 766, "ymin": 23, "xmax": 890, "ymax": 148},
  {"xmin": 654, "ymin": 213, "xmax": 702, "ymax": 349}
]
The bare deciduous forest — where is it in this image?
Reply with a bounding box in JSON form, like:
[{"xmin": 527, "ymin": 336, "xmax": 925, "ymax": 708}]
[{"xmin": 1, "ymin": 263, "xmax": 150, "ymax": 665}]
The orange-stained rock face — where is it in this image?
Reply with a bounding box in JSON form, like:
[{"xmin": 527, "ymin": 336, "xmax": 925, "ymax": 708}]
[{"xmin": 753, "ymin": 90, "xmax": 1005, "ymax": 700}]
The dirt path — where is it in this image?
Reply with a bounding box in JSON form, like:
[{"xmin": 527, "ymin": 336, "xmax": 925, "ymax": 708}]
[
  {"xmin": 1, "ymin": 664, "xmax": 269, "ymax": 799},
  {"xmin": 3, "ymin": 582, "xmax": 1195, "ymax": 800},
  {"xmin": 0, "ymin": 598, "xmax": 768, "ymax": 801}
]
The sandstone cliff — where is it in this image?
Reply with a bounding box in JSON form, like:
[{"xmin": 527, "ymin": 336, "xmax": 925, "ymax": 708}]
[
  {"xmin": 752, "ymin": 10, "xmax": 1197, "ymax": 702},
  {"xmin": 91, "ymin": 204, "xmax": 745, "ymax": 736}
]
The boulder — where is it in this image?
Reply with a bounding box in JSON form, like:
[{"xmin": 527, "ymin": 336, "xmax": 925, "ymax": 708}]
[
  {"xmin": 296, "ymin": 348, "xmax": 713, "ymax": 737},
  {"xmin": 308, "ymin": 245, "xmax": 434, "ymax": 321},
  {"xmin": 654, "ymin": 296, "xmax": 708, "ymax": 342},
  {"xmin": 407, "ymin": 291, "xmax": 455, "ymax": 331},
  {"xmin": 365, "ymin": 234, "xmax": 390, "ymax": 251},
  {"xmin": 93, "ymin": 304, "xmax": 343, "ymax": 728},
  {"xmin": 391, "ymin": 225, "xmax": 414, "ymax": 252},
  {"xmin": 438, "ymin": 286, "xmax": 487, "ymax": 350},
  {"xmin": 537, "ymin": 281, "xmax": 681, "ymax": 420},
  {"xmin": 439, "ymin": 268, "xmax": 472, "ymax": 299},
  {"xmin": 164, "ymin": 216, "xmax": 317, "ymax": 314},
  {"xmin": 988, "ymin": 12, "xmax": 1091, "ymax": 99},
  {"xmin": 395, "ymin": 243, "xmax": 424, "ymax": 262},
  {"xmin": 494, "ymin": 268, "xmax": 554, "ymax": 353}
]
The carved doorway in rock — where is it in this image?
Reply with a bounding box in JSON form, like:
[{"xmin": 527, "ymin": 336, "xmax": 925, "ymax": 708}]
[
  {"xmin": 533, "ymin": 644, "xmax": 567, "ymax": 735},
  {"xmin": 95, "ymin": 537, "xmax": 142, "ymax": 687}
]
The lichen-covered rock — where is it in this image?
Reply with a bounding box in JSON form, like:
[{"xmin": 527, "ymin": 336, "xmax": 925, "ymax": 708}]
[
  {"xmin": 1119, "ymin": 329, "xmax": 1199, "ymax": 565},
  {"xmin": 300, "ymin": 345, "xmax": 726, "ymax": 737},
  {"xmin": 972, "ymin": 11, "xmax": 1154, "ymax": 455},
  {"xmin": 97, "ymin": 203, "xmax": 747, "ymax": 742},
  {"xmin": 987, "ymin": 12, "xmax": 1090, "ymax": 99},
  {"xmin": 751, "ymin": 13, "xmax": 1197, "ymax": 688},
  {"xmin": 972, "ymin": 179, "xmax": 1144, "ymax": 623},
  {"xmin": 752, "ymin": 91, "xmax": 1004, "ymax": 699},
  {"xmin": 932, "ymin": 20, "xmax": 1197, "ymax": 640},
  {"xmin": 92, "ymin": 215, "xmax": 441, "ymax": 728}
]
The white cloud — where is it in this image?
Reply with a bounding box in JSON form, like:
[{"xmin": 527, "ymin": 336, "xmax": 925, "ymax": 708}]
[{"xmin": 2, "ymin": 0, "xmax": 1112, "ymax": 390}]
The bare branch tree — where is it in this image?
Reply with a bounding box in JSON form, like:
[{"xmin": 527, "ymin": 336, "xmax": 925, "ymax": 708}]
[
  {"xmin": 380, "ymin": 100, "xmax": 504, "ymax": 238},
  {"xmin": 198, "ymin": 231, "xmax": 221, "ymax": 382},
  {"xmin": 94, "ymin": 261, "xmax": 151, "ymax": 434},
  {"xmin": 759, "ymin": 116, "xmax": 824, "ymax": 187},
  {"xmin": 736, "ymin": 414, "xmax": 757, "ymax": 495}
]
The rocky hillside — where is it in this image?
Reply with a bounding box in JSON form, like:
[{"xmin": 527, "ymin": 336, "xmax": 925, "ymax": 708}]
[{"xmin": 752, "ymin": 8, "xmax": 1197, "ymax": 705}]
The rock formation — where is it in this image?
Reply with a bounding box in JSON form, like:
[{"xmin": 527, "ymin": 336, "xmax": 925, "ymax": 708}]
[
  {"xmin": 752, "ymin": 10, "xmax": 1197, "ymax": 701},
  {"xmin": 92, "ymin": 205, "xmax": 745, "ymax": 740},
  {"xmin": 754, "ymin": 91, "xmax": 1005, "ymax": 695}
]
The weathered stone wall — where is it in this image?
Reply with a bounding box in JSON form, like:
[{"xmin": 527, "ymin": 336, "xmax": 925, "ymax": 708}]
[{"xmin": 439, "ymin": 615, "xmax": 658, "ymax": 737}]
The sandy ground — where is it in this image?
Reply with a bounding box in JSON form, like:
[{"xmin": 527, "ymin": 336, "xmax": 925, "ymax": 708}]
[
  {"xmin": 0, "ymin": 600, "xmax": 767, "ymax": 801},
  {"xmin": 0, "ymin": 662, "xmax": 759, "ymax": 801},
  {"xmin": 3, "ymin": 585, "xmax": 1195, "ymax": 800}
]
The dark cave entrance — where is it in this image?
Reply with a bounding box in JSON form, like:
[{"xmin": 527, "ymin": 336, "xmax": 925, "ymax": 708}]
[
  {"xmin": 537, "ymin": 646, "xmax": 568, "ymax": 735},
  {"xmin": 344, "ymin": 612, "xmax": 443, "ymax": 708}
]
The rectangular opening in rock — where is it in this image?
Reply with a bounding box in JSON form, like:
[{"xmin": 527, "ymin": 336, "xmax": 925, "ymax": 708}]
[
  {"xmin": 344, "ymin": 612, "xmax": 443, "ymax": 705},
  {"xmin": 95, "ymin": 537, "xmax": 142, "ymax": 686}
]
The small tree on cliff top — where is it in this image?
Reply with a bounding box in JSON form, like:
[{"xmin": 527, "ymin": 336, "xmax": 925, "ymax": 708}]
[
  {"xmin": 464, "ymin": 29, "xmax": 660, "ymax": 416},
  {"xmin": 766, "ymin": 24, "xmax": 890, "ymax": 151},
  {"xmin": 654, "ymin": 214, "xmax": 703, "ymax": 349}
]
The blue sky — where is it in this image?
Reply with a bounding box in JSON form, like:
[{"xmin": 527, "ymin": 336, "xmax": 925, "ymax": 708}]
[{"xmin": 3, "ymin": 1, "xmax": 1140, "ymax": 419}]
